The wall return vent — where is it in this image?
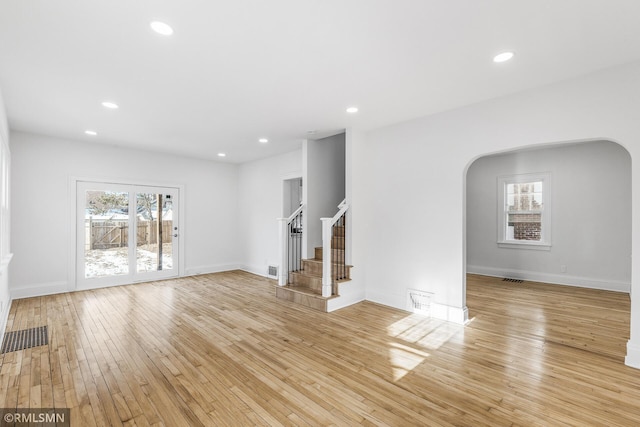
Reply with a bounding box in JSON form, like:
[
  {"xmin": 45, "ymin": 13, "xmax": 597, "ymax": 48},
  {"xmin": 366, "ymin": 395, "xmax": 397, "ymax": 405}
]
[
  {"xmin": 407, "ymin": 289, "xmax": 433, "ymax": 316},
  {"xmin": 268, "ymin": 265, "xmax": 278, "ymax": 277}
]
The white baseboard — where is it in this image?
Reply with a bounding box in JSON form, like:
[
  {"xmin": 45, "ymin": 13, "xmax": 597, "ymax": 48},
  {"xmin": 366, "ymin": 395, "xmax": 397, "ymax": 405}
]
[
  {"xmin": 431, "ymin": 303, "xmax": 469, "ymax": 324},
  {"xmin": 239, "ymin": 264, "xmax": 277, "ymax": 280},
  {"xmin": 327, "ymin": 279, "xmax": 365, "ymax": 312},
  {"xmin": 365, "ymin": 290, "xmax": 468, "ymax": 324},
  {"xmin": 625, "ymin": 340, "xmax": 640, "ymax": 369},
  {"xmin": 467, "ymin": 265, "xmax": 630, "ymax": 293},
  {"xmin": 327, "ymin": 295, "xmax": 365, "ymax": 312},
  {"xmin": 10, "ymin": 281, "xmax": 70, "ymax": 300},
  {"xmin": 366, "ymin": 290, "xmax": 405, "ymax": 312},
  {"xmin": 9, "ymin": 266, "xmax": 243, "ymax": 300},
  {"xmin": 184, "ymin": 264, "xmax": 241, "ymax": 277}
]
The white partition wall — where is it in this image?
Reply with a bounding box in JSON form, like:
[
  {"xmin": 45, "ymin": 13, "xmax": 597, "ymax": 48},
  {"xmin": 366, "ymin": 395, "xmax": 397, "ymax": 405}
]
[
  {"xmin": 355, "ymin": 62, "xmax": 640, "ymax": 365},
  {"xmin": 237, "ymin": 149, "xmax": 303, "ymax": 278},
  {"xmin": 0, "ymin": 89, "xmax": 11, "ymax": 339},
  {"xmin": 304, "ymin": 134, "xmax": 346, "ymax": 256}
]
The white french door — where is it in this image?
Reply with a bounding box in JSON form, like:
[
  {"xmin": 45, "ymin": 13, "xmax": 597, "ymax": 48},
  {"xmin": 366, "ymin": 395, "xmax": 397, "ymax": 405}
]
[{"xmin": 76, "ymin": 181, "xmax": 180, "ymax": 290}]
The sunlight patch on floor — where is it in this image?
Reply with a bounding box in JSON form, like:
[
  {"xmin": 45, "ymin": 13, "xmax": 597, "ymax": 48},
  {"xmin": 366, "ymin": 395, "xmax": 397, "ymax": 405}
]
[
  {"xmin": 387, "ymin": 313, "xmax": 463, "ymax": 349},
  {"xmin": 387, "ymin": 313, "xmax": 465, "ymax": 381},
  {"xmin": 389, "ymin": 342, "xmax": 430, "ymax": 381}
]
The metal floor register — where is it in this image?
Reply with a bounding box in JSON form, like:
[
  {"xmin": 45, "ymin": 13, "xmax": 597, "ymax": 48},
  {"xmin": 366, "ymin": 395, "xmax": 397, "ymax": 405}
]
[{"xmin": 1, "ymin": 326, "xmax": 49, "ymax": 354}]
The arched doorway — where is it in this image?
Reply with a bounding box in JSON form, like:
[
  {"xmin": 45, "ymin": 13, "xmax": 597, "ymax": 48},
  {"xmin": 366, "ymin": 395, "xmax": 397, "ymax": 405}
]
[{"xmin": 463, "ymin": 139, "xmax": 631, "ymax": 359}]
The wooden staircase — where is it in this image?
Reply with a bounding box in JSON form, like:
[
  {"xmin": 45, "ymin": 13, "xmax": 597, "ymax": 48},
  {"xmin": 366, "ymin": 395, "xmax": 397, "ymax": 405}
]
[{"xmin": 275, "ymin": 225, "xmax": 351, "ymax": 312}]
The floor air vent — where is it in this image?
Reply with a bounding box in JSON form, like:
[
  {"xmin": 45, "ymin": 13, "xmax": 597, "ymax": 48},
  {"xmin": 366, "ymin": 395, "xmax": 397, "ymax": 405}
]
[
  {"xmin": 407, "ymin": 289, "xmax": 433, "ymax": 316},
  {"xmin": 1, "ymin": 326, "xmax": 49, "ymax": 354},
  {"xmin": 503, "ymin": 278, "xmax": 524, "ymax": 283},
  {"xmin": 268, "ymin": 265, "xmax": 278, "ymax": 277}
]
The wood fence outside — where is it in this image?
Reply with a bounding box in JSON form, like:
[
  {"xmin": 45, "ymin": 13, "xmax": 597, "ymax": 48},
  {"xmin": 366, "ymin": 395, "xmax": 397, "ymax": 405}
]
[{"xmin": 88, "ymin": 220, "xmax": 173, "ymax": 249}]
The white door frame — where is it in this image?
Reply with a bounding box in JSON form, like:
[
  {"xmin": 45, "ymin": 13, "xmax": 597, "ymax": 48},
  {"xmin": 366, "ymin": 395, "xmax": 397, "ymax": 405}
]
[
  {"xmin": 281, "ymin": 172, "xmax": 306, "ymax": 260},
  {"xmin": 69, "ymin": 177, "xmax": 185, "ymax": 291}
]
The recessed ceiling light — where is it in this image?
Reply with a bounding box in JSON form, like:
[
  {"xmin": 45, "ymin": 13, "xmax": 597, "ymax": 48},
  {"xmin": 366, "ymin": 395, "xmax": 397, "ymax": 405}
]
[
  {"xmin": 102, "ymin": 101, "xmax": 119, "ymax": 109},
  {"xmin": 150, "ymin": 21, "xmax": 174, "ymax": 36},
  {"xmin": 217, "ymin": 153, "xmax": 226, "ymax": 157},
  {"xmin": 85, "ymin": 130, "xmax": 97, "ymax": 136},
  {"xmin": 493, "ymin": 51, "xmax": 515, "ymax": 63},
  {"xmin": 259, "ymin": 138, "xmax": 268, "ymax": 143},
  {"xmin": 346, "ymin": 107, "xmax": 359, "ymax": 114}
]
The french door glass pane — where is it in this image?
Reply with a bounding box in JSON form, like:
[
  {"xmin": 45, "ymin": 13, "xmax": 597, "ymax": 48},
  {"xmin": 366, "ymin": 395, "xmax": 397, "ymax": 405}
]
[
  {"xmin": 84, "ymin": 190, "xmax": 129, "ymax": 278},
  {"xmin": 77, "ymin": 182, "xmax": 179, "ymax": 290},
  {"xmin": 136, "ymin": 193, "xmax": 174, "ymax": 273}
]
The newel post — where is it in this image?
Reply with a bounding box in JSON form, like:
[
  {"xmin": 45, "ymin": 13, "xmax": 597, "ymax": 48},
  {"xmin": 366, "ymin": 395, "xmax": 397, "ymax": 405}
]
[
  {"xmin": 277, "ymin": 218, "xmax": 288, "ymax": 286},
  {"xmin": 321, "ymin": 218, "xmax": 332, "ymax": 297}
]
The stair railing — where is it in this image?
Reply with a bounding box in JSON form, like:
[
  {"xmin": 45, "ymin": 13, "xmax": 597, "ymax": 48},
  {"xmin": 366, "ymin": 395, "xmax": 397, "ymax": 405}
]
[
  {"xmin": 320, "ymin": 199, "xmax": 349, "ymax": 297},
  {"xmin": 277, "ymin": 204, "xmax": 304, "ymax": 286}
]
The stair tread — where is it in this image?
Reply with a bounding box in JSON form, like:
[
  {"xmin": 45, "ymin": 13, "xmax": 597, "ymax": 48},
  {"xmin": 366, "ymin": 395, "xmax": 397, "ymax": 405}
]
[
  {"xmin": 291, "ymin": 270, "xmax": 322, "ymax": 278},
  {"xmin": 291, "ymin": 269, "xmax": 353, "ymax": 281},
  {"xmin": 305, "ymin": 259, "xmax": 353, "ymax": 267},
  {"xmin": 279, "ymin": 285, "xmax": 338, "ymax": 300}
]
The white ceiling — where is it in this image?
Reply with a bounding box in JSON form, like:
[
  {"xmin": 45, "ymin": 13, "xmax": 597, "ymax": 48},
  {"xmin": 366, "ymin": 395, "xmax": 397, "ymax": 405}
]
[{"xmin": 1, "ymin": 1, "xmax": 640, "ymax": 163}]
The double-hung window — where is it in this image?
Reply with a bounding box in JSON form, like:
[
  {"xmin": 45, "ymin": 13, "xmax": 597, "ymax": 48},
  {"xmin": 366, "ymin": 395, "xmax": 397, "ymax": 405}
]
[{"xmin": 497, "ymin": 173, "xmax": 551, "ymax": 250}]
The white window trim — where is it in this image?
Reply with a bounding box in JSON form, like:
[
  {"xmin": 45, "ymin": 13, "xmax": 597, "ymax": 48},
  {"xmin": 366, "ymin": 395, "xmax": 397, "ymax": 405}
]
[{"xmin": 497, "ymin": 172, "xmax": 551, "ymax": 250}]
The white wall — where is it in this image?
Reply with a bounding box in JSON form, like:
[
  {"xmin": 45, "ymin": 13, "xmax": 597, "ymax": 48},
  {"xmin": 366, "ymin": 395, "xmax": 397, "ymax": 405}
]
[
  {"xmin": 326, "ymin": 128, "xmax": 366, "ymax": 311},
  {"xmin": 0, "ymin": 90, "xmax": 7, "ymax": 152},
  {"xmin": 467, "ymin": 141, "xmax": 631, "ymax": 291},
  {"xmin": 282, "ymin": 178, "xmax": 302, "ymax": 217},
  {"xmin": 0, "ymin": 89, "xmax": 11, "ymax": 338},
  {"xmin": 305, "ymin": 133, "xmax": 346, "ymax": 255},
  {"xmin": 237, "ymin": 149, "xmax": 302, "ymax": 277},
  {"xmin": 354, "ymin": 60, "xmax": 640, "ymax": 367},
  {"xmin": 10, "ymin": 131, "xmax": 241, "ymax": 297}
]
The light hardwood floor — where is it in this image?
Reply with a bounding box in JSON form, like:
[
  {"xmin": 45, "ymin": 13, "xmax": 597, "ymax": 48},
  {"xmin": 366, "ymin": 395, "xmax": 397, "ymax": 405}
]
[{"xmin": 1, "ymin": 271, "xmax": 639, "ymax": 426}]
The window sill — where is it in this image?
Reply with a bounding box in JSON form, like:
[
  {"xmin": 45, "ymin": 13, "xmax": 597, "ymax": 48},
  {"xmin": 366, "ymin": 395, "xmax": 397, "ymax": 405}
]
[{"xmin": 497, "ymin": 241, "xmax": 551, "ymax": 251}]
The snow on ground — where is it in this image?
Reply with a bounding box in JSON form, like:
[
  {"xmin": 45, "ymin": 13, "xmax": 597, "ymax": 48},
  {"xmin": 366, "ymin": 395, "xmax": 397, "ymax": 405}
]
[{"xmin": 84, "ymin": 244, "xmax": 173, "ymax": 278}]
